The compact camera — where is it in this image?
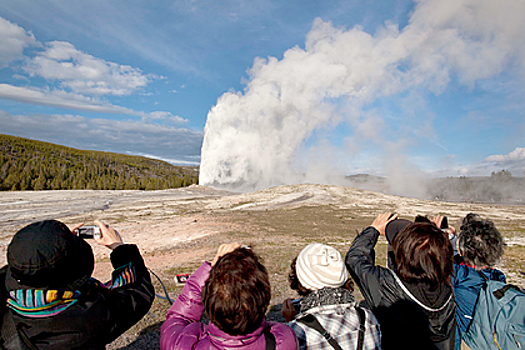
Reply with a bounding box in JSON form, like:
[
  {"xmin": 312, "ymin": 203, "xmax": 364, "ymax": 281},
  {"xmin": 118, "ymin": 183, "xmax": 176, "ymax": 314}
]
[{"xmin": 75, "ymin": 225, "xmax": 101, "ymax": 239}]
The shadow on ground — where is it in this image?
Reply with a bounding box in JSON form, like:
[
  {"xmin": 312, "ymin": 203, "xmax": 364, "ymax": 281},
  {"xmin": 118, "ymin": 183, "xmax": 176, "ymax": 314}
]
[{"xmin": 113, "ymin": 322, "xmax": 162, "ymax": 350}]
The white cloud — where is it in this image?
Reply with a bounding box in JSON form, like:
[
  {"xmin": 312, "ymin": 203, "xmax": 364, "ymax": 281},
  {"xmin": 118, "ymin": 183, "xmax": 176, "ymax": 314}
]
[
  {"xmin": 23, "ymin": 41, "xmax": 153, "ymax": 96},
  {"xmin": 446, "ymin": 147, "xmax": 525, "ymax": 177},
  {"xmin": 132, "ymin": 153, "xmax": 200, "ymax": 166},
  {"xmin": 485, "ymin": 147, "xmax": 525, "ymax": 162},
  {"xmin": 146, "ymin": 111, "xmax": 188, "ymax": 124},
  {"xmin": 0, "ymin": 17, "xmax": 38, "ymax": 68},
  {"xmin": 0, "ymin": 111, "xmax": 203, "ymax": 163},
  {"xmin": 0, "ymin": 84, "xmax": 186, "ymax": 123},
  {"xmin": 11, "ymin": 74, "xmax": 29, "ymax": 81},
  {"xmin": 0, "ymin": 84, "xmax": 139, "ymax": 114},
  {"xmin": 0, "ymin": 17, "xmax": 174, "ymax": 120},
  {"xmin": 482, "ymin": 147, "xmax": 525, "ymax": 175}
]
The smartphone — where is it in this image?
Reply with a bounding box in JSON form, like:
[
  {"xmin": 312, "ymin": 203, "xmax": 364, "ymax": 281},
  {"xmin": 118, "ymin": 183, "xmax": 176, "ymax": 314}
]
[{"xmin": 76, "ymin": 226, "xmax": 101, "ymax": 239}]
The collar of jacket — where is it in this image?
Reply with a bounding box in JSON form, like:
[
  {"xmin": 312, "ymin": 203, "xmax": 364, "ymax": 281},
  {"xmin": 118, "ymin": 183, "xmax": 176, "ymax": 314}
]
[
  {"xmin": 206, "ymin": 319, "xmax": 268, "ymax": 347},
  {"xmin": 7, "ymin": 288, "xmax": 81, "ymax": 318},
  {"xmin": 299, "ymin": 286, "xmax": 355, "ymax": 313}
]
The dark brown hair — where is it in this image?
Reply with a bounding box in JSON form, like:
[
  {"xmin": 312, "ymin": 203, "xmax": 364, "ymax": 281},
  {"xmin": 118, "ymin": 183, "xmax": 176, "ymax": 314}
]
[
  {"xmin": 288, "ymin": 257, "xmax": 353, "ymax": 296},
  {"xmin": 202, "ymin": 247, "xmax": 271, "ymax": 336},
  {"xmin": 392, "ymin": 222, "xmax": 453, "ymax": 287}
]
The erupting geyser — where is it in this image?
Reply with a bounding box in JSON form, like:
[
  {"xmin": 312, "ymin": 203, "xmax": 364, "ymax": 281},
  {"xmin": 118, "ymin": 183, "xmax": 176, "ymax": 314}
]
[{"xmin": 199, "ymin": 0, "xmax": 525, "ymax": 192}]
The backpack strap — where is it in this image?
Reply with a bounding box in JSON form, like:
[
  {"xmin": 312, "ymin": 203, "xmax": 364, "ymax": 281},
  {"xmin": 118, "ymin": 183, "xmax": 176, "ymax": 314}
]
[
  {"xmin": 296, "ymin": 314, "xmax": 344, "ymax": 350},
  {"xmin": 264, "ymin": 324, "xmax": 276, "ymax": 350},
  {"xmin": 476, "ymin": 270, "xmax": 489, "ymax": 282},
  {"xmin": 355, "ymin": 306, "xmax": 366, "ymax": 350},
  {"xmin": 475, "ymin": 270, "xmax": 522, "ymax": 299},
  {"xmin": 492, "ymin": 285, "xmax": 522, "ymax": 299}
]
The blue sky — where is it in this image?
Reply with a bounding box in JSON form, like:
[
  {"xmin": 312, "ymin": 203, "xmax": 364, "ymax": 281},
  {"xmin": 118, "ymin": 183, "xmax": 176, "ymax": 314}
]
[{"xmin": 1, "ymin": 0, "xmax": 524, "ymax": 189}]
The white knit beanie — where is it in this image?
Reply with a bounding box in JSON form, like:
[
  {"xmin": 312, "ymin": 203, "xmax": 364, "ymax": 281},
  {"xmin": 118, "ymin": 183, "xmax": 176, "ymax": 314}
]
[{"xmin": 296, "ymin": 243, "xmax": 349, "ymax": 291}]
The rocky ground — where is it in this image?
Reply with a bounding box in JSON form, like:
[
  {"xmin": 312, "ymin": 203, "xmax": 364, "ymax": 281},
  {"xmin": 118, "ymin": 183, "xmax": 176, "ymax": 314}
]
[{"xmin": 1, "ymin": 183, "xmax": 524, "ymax": 349}]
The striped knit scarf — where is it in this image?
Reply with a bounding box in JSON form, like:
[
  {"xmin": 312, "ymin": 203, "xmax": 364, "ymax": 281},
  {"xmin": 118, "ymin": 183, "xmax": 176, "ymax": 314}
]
[
  {"xmin": 7, "ymin": 263, "xmax": 136, "ymax": 318},
  {"xmin": 299, "ymin": 287, "xmax": 355, "ymax": 314}
]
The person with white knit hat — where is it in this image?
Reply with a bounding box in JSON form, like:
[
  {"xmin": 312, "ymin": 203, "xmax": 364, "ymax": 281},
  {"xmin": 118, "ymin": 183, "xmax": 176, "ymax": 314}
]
[
  {"xmin": 282, "ymin": 243, "xmax": 381, "ymax": 350},
  {"xmin": 295, "ymin": 243, "xmax": 349, "ymax": 291}
]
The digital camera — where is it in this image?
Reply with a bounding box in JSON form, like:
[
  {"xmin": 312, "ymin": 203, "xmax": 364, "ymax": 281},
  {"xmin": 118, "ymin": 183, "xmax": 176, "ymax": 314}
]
[{"xmin": 75, "ymin": 225, "xmax": 101, "ymax": 239}]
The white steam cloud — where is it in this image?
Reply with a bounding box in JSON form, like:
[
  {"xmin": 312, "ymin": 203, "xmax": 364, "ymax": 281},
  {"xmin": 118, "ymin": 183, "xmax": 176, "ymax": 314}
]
[{"xmin": 200, "ymin": 0, "xmax": 525, "ymax": 192}]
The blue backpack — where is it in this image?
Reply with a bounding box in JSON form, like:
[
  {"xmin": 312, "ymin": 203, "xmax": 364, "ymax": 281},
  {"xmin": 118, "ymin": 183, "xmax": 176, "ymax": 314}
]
[{"xmin": 462, "ymin": 272, "xmax": 525, "ymax": 350}]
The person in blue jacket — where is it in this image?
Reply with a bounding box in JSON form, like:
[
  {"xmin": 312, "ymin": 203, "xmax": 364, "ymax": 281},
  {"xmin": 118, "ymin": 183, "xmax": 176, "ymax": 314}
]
[{"xmin": 445, "ymin": 213, "xmax": 507, "ymax": 349}]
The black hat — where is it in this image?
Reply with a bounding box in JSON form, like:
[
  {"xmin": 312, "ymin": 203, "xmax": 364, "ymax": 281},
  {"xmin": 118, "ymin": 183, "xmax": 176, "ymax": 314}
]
[
  {"xmin": 385, "ymin": 218, "xmax": 412, "ymax": 271},
  {"xmin": 385, "ymin": 219, "xmax": 412, "ymax": 245},
  {"xmin": 6, "ymin": 220, "xmax": 94, "ymax": 291}
]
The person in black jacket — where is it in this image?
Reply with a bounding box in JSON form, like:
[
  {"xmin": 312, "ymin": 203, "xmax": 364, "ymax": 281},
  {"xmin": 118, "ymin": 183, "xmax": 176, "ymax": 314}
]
[
  {"xmin": 0, "ymin": 219, "xmax": 154, "ymax": 350},
  {"xmin": 346, "ymin": 213, "xmax": 456, "ymax": 350}
]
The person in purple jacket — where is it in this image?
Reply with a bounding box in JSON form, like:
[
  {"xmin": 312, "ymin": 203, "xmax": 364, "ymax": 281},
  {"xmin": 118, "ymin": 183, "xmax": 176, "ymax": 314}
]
[{"xmin": 161, "ymin": 242, "xmax": 299, "ymax": 350}]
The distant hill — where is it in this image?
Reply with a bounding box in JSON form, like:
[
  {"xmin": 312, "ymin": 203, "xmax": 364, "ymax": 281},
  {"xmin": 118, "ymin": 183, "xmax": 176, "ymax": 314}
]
[{"xmin": 0, "ymin": 134, "xmax": 199, "ymax": 191}]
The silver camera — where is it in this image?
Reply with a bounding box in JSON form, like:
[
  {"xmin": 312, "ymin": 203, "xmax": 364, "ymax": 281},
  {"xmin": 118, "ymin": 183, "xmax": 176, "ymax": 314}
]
[{"xmin": 75, "ymin": 225, "xmax": 101, "ymax": 239}]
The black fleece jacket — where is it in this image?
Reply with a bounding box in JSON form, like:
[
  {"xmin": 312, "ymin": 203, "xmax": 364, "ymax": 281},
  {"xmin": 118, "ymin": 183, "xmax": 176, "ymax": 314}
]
[
  {"xmin": 345, "ymin": 226, "xmax": 456, "ymax": 350},
  {"xmin": 1, "ymin": 244, "xmax": 154, "ymax": 350}
]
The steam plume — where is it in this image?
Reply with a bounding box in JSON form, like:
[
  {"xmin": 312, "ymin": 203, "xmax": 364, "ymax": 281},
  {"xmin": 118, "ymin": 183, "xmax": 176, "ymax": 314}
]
[{"xmin": 200, "ymin": 0, "xmax": 525, "ymax": 192}]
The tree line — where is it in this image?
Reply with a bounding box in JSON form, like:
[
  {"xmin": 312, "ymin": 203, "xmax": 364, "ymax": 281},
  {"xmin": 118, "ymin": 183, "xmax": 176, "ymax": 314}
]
[
  {"xmin": 0, "ymin": 134, "xmax": 199, "ymax": 191},
  {"xmin": 428, "ymin": 170, "xmax": 525, "ymax": 203}
]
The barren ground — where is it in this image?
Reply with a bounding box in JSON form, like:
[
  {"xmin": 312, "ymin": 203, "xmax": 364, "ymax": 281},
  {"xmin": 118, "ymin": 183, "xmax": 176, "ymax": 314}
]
[{"xmin": 1, "ymin": 184, "xmax": 524, "ymax": 349}]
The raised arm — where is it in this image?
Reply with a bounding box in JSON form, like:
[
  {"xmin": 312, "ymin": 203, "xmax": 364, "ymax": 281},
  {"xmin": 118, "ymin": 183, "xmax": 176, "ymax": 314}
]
[{"xmin": 345, "ymin": 213, "xmax": 396, "ymax": 309}]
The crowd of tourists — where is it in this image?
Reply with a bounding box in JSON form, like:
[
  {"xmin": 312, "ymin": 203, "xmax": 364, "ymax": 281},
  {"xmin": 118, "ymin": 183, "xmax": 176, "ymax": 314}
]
[{"xmin": 1, "ymin": 211, "xmax": 522, "ymax": 350}]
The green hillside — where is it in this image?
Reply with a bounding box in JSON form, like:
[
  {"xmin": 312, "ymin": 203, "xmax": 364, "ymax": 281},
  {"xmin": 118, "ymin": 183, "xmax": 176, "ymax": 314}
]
[{"xmin": 0, "ymin": 134, "xmax": 199, "ymax": 191}]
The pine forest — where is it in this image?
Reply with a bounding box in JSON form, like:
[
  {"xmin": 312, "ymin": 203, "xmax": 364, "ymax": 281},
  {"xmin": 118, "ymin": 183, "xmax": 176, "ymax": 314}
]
[{"xmin": 0, "ymin": 134, "xmax": 199, "ymax": 191}]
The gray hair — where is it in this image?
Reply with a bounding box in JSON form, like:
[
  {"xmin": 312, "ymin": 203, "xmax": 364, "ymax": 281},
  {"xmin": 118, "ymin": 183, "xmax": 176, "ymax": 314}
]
[{"xmin": 458, "ymin": 213, "xmax": 505, "ymax": 268}]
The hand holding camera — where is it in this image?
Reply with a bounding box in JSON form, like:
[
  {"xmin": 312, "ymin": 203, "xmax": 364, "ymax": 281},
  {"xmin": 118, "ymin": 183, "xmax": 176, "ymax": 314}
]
[
  {"xmin": 73, "ymin": 220, "xmax": 123, "ymax": 250},
  {"xmin": 371, "ymin": 212, "xmax": 398, "ymax": 235}
]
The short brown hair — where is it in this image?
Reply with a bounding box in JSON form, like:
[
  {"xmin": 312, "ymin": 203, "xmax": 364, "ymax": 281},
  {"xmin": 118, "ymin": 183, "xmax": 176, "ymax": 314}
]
[
  {"xmin": 202, "ymin": 247, "xmax": 271, "ymax": 335},
  {"xmin": 393, "ymin": 222, "xmax": 453, "ymax": 286}
]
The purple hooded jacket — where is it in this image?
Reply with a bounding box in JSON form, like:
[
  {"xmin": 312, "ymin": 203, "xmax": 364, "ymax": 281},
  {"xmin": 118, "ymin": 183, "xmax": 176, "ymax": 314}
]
[{"xmin": 161, "ymin": 262, "xmax": 298, "ymax": 350}]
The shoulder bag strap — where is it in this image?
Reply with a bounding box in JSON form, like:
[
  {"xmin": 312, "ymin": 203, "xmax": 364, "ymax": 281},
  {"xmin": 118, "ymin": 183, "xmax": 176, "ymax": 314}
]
[
  {"xmin": 15, "ymin": 325, "xmax": 39, "ymax": 350},
  {"xmin": 264, "ymin": 324, "xmax": 276, "ymax": 350},
  {"xmin": 355, "ymin": 306, "xmax": 366, "ymax": 350},
  {"xmin": 296, "ymin": 314, "xmax": 344, "ymax": 350},
  {"xmin": 2, "ymin": 311, "xmax": 38, "ymax": 350}
]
